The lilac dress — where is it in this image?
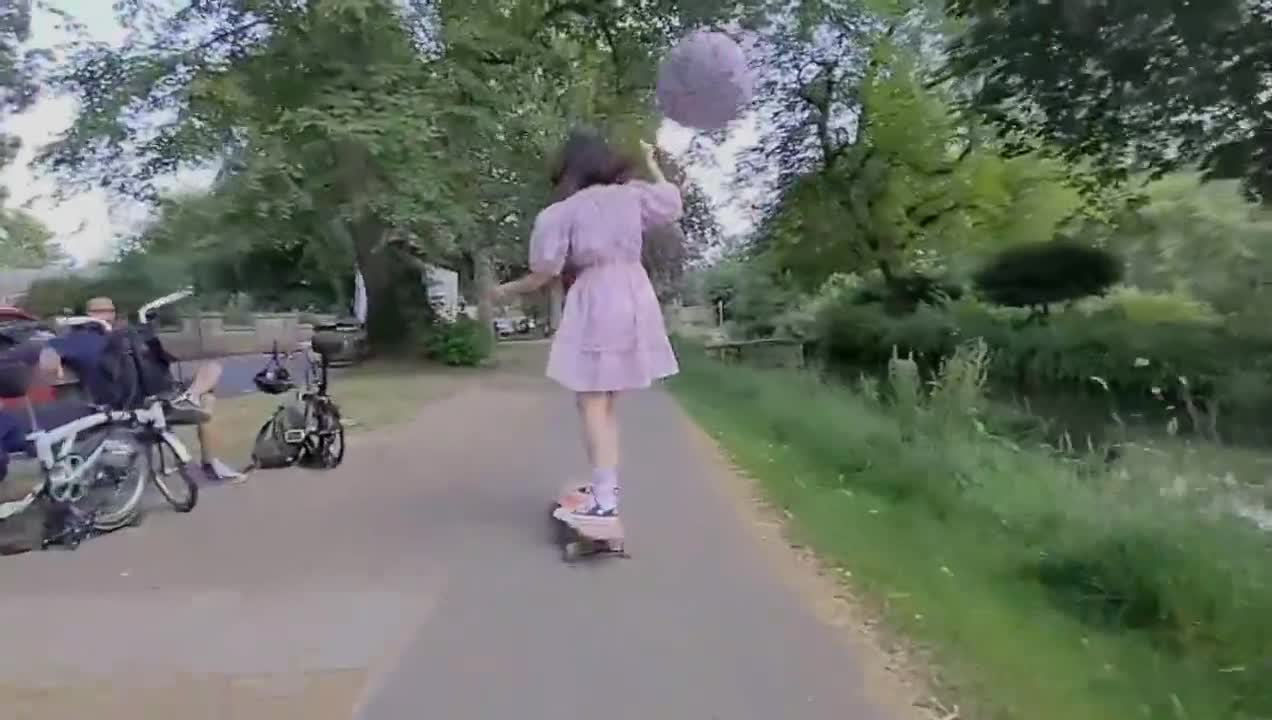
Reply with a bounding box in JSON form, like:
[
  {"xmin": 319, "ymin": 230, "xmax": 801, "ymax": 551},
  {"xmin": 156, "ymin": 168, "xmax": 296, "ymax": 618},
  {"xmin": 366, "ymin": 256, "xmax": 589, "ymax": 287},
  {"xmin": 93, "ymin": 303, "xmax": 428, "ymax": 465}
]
[{"xmin": 530, "ymin": 180, "xmax": 683, "ymax": 393}]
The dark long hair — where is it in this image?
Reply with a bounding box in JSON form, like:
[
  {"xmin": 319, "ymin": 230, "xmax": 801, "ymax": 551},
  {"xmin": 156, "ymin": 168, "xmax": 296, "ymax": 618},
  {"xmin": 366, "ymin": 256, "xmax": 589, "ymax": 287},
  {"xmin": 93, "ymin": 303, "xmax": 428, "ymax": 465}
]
[{"xmin": 550, "ymin": 129, "xmax": 633, "ymax": 203}]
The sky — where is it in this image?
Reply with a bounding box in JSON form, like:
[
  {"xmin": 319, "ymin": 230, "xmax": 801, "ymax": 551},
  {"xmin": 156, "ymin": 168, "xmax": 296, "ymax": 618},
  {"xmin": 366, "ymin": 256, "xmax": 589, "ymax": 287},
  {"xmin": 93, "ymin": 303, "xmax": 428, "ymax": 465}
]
[{"xmin": 0, "ymin": 1, "xmax": 761, "ymax": 266}]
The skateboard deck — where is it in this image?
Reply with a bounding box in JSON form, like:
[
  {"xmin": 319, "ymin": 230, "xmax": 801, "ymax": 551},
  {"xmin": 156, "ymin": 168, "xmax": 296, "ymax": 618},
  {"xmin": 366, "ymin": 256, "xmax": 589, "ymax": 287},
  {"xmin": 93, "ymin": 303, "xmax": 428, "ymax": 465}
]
[{"xmin": 552, "ymin": 484, "xmax": 628, "ymax": 562}]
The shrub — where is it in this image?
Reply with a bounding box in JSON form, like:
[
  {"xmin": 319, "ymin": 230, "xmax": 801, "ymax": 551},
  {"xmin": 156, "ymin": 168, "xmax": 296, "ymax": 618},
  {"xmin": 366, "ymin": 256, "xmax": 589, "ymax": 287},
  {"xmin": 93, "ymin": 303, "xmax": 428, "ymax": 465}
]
[
  {"xmin": 419, "ymin": 317, "xmax": 491, "ymax": 367},
  {"xmin": 813, "ymin": 290, "xmax": 1272, "ymax": 442},
  {"xmin": 22, "ymin": 276, "xmax": 95, "ymax": 316},
  {"xmin": 1076, "ymin": 286, "xmax": 1222, "ymax": 326},
  {"xmin": 852, "ymin": 272, "xmax": 965, "ymax": 314},
  {"xmin": 974, "ymin": 240, "xmax": 1123, "ymax": 311}
]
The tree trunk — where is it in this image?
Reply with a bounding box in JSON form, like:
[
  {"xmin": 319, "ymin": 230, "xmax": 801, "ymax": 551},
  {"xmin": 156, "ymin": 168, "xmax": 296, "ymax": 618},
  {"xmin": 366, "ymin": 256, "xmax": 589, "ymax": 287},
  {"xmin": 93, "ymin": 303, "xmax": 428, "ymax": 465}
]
[
  {"xmin": 474, "ymin": 245, "xmax": 497, "ymax": 347},
  {"xmin": 349, "ymin": 215, "xmax": 405, "ymax": 352},
  {"xmin": 474, "ymin": 246, "xmax": 494, "ymax": 322}
]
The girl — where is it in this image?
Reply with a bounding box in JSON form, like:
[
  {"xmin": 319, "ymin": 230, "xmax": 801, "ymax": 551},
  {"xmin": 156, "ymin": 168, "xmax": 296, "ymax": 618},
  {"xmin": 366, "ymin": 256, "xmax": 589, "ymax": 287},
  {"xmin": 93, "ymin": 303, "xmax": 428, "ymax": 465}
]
[{"xmin": 490, "ymin": 130, "xmax": 683, "ymax": 523}]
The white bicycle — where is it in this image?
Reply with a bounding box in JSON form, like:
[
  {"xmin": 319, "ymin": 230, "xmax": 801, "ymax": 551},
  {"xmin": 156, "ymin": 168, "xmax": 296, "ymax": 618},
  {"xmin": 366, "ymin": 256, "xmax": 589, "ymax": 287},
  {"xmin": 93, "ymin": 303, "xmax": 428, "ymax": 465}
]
[
  {"xmin": 0, "ymin": 290, "xmax": 201, "ymax": 547},
  {"xmin": 0, "ymin": 378, "xmax": 197, "ymax": 546}
]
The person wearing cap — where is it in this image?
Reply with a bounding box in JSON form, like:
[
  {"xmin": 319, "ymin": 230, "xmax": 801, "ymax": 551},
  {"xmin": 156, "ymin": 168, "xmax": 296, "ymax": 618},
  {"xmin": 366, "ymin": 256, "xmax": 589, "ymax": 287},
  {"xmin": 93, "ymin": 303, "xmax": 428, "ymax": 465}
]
[
  {"xmin": 78, "ymin": 297, "xmax": 243, "ymax": 483},
  {"xmin": 84, "ymin": 296, "xmax": 117, "ymax": 329}
]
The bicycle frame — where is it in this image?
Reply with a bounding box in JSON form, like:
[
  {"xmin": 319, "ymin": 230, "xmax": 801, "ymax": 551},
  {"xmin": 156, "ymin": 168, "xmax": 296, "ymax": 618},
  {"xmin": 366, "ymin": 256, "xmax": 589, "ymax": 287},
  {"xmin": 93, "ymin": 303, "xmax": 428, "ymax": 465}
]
[
  {"xmin": 27, "ymin": 401, "xmax": 191, "ymax": 481},
  {"xmin": 274, "ymin": 345, "xmax": 327, "ymax": 396},
  {"xmin": 0, "ymin": 400, "xmax": 190, "ymax": 522},
  {"xmin": 260, "ymin": 344, "xmax": 336, "ymax": 448}
]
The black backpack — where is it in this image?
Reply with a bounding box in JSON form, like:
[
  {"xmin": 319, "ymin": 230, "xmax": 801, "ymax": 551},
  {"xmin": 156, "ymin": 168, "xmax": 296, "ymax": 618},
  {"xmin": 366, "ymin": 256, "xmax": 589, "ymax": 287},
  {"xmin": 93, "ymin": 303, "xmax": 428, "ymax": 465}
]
[
  {"xmin": 90, "ymin": 326, "xmax": 176, "ymax": 410},
  {"xmin": 125, "ymin": 325, "xmax": 177, "ymax": 402}
]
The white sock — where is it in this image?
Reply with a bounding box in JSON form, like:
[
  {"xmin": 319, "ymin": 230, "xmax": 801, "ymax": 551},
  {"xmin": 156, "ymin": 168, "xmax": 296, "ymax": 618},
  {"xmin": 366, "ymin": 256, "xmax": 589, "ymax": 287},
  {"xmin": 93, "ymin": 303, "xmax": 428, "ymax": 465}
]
[{"xmin": 591, "ymin": 468, "xmax": 618, "ymax": 511}]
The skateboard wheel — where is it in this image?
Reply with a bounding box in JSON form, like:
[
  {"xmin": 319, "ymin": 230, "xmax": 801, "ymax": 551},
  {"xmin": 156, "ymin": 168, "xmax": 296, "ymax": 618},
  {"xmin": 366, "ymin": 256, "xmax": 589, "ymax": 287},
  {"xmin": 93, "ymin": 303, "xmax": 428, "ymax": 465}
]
[{"xmin": 564, "ymin": 542, "xmax": 581, "ymax": 561}]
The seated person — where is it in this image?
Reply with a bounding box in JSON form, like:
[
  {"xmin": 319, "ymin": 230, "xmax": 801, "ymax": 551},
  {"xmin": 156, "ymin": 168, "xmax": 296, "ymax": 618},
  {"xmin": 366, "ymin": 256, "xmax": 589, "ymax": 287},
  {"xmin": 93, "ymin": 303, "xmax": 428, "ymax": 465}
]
[
  {"xmin": 0, "ymin": 342, "xmax": 71, "ymax": 482},
  {"xmin": 0, "ymin": 299, "xmax": 241, "ymax": 484},
  {"xmin": 79, "ymin": 297, "xmax": 243, "ymax": 483}
]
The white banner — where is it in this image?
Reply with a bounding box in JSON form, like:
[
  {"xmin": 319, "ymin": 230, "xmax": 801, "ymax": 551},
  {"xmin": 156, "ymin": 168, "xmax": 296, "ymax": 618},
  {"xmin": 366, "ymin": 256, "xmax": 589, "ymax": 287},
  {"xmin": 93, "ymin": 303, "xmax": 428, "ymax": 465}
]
[{"xmin": 353, "ymin": 266, "xmax": 368, "ymax": 324}]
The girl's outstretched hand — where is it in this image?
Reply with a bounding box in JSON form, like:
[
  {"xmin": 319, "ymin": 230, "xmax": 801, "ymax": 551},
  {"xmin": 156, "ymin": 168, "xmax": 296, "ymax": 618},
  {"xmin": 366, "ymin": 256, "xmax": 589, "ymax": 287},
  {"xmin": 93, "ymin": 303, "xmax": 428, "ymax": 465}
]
[
  {"xmin": 485, "ymin": 284, "xmax": 507, "ymax": 306},
  {"xmin": 639, "ymin": 140, "xmax": 658, "ymax": 165},
  {"xmin": 640, "ymin": 140, "xmax": 668, "ymax": 183}
]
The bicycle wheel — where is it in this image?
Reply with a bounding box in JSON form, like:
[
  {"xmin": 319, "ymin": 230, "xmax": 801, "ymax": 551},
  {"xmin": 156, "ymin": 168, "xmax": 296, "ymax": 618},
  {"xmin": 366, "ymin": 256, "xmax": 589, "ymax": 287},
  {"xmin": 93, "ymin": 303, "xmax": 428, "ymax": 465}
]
[
  {"xmin": 307, "ymin": 399, "xmax": 345, "ymax": 469},
  {"xmin": 145, "ymin": 435, "xmax": 199, "ymax": 512},
  {"xmin": 80, "ymin": 432, "xmax": 147, "ymax": 532}
]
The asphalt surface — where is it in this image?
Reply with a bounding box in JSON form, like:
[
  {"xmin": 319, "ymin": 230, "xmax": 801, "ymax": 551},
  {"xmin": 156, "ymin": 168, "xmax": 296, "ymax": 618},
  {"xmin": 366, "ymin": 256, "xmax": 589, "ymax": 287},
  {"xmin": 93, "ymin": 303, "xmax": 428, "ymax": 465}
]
[
  {"xmin": 174, "ymin": 353, "xmax": 310, "ymax": 397},
  {"xmin": 1, "ymin": 347, "xmax": 915, "ymax": 720}
]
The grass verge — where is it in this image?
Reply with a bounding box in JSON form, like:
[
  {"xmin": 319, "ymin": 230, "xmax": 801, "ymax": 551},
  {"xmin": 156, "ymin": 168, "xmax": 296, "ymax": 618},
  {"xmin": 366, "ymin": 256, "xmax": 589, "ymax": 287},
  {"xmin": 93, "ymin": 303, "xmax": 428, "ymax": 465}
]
[
  {"xmin": 667, "ymin": 342, "xmax": 1272, "ymax": 720},
  {"xmin": 179, "ymin": 360, "xmax": 467, "ymax": 468}
]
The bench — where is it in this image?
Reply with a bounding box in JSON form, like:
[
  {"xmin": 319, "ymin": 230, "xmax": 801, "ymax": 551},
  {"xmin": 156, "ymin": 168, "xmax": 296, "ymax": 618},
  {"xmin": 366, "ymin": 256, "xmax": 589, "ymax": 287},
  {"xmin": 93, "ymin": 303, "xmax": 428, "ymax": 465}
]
[{"xmin": 703, "ymin": 338, "xmax": 807, "ymax": 370}]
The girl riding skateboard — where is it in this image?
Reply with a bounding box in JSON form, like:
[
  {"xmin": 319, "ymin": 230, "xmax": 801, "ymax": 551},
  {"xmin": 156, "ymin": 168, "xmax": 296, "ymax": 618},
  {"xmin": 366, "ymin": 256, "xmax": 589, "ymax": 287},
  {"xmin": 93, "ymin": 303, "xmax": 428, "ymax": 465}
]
[{"xmin": 490, "ymin": 130, "xmax": 683, "ymax": 527}]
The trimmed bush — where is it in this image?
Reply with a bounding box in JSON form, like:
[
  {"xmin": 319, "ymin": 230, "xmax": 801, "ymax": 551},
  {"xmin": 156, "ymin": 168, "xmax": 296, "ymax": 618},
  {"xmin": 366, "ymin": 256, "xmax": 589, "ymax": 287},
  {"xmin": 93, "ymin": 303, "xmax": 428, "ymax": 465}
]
[
  {"xmin": 974, "ymin": 240, "xmax": 1123, "ymax": 311},
  {"xmin": 419, "ymin": 317, "xmax": 491, "ymax": 367},
  {"xmin": 814, "ymin": 293, "xmax": 1272, "ymax": 442}
]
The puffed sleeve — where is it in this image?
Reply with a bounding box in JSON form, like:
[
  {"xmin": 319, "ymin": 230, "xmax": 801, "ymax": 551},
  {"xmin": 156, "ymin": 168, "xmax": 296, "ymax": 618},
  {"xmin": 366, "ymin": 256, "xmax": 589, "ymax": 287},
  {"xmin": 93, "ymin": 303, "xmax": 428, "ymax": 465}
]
[
  {"xmin": 528, "ymin": 204, "xmax": 570, "ymax": 276},
  {"xmin": 631, "ymin": 180, "xmax": 684, "ymax": 230}
]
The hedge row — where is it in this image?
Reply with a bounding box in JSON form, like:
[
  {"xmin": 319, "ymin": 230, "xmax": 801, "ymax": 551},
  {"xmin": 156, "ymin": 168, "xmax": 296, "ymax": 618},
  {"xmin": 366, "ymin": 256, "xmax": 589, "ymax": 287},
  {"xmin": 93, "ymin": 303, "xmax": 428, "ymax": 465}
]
[{"xmin": 812, "ymin": 297, "xmax": 1272, "ymax": 441}]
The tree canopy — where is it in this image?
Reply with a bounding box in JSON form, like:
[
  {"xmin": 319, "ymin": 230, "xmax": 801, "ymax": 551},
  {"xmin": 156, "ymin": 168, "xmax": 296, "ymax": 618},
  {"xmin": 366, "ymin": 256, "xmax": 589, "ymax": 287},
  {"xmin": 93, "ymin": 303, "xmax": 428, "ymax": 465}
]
[
  {"xmin": 0, "ymin": 0, "xmax": 42, "ymax": 191},
  {"xmin": 33, "ymin": 0, "xmax": 736, "ymax": 343},
  {"xmin": 946, "ymin": 0, "xmax": 1272, "ymax": 202},
  {"xmin": 747, "ymin": 22, "xmax": 1083, "ymax": 292},
  {"xmin": 0, "ymin": 207, "xmax": 63, "ymax": 268}
]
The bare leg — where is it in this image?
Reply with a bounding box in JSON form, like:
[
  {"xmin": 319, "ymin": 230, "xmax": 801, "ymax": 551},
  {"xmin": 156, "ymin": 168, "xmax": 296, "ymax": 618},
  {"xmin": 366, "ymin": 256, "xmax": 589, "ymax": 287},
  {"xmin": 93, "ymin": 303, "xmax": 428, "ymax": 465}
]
[
  {"xmin": 577, "ymin": 391, "xmax": 619, "ymax": 512},
  {"xmin": 605, "ymin": 391, "xmax": 619, "ymax": 471},
  {"xmin": 577, "ymin": 391, "xmax": 615, "ymax": 469},
  {"xmin": 576, "ymin": 394, "xmax": 596, "ymax": 468},
  {"xmin": 187, "ymin": 360, "xmax": 222, "ymax": 397},
  {"xmin": 193, "ymin": 393, "xmax": 217, "ymax": 465}
]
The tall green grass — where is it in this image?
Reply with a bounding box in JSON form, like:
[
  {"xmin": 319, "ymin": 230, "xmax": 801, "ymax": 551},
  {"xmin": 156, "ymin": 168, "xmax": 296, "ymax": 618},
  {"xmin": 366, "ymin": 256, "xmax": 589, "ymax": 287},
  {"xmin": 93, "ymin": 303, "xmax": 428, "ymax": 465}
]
[{"xmin": 668, "ymin": 342, "xmax": 1272, "ymax": 720}]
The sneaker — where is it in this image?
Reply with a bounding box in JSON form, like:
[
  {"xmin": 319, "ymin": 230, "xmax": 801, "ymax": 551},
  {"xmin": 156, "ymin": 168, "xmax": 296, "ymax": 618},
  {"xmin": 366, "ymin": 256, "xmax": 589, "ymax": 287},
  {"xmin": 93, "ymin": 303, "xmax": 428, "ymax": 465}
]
[
  {"xmin": 202, "ymin": 459, "xmax": 246, "ymax": 484},
  {"xmin": 553, "ymin": 498, "xmax": 619, "ymax": 524},
  {"xmin": 167, "ymin": 392, "xmax": 212, "ymax": 423}
]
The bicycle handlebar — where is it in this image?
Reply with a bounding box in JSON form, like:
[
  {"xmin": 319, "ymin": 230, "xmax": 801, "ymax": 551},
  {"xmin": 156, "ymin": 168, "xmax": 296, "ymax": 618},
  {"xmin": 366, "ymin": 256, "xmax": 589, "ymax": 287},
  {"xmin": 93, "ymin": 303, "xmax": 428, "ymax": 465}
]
[{"xmin": 137, "ymin": 288, "xmax": 194, "ymax": 325}]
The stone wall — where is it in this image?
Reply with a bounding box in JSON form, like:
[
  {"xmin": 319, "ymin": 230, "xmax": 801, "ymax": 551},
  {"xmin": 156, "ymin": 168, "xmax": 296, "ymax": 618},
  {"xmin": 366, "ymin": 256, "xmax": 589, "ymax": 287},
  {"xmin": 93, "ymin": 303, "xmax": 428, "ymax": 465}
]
[{"xmin": 156, "ymin": 312, "xmax": 339, "ymax": 360}]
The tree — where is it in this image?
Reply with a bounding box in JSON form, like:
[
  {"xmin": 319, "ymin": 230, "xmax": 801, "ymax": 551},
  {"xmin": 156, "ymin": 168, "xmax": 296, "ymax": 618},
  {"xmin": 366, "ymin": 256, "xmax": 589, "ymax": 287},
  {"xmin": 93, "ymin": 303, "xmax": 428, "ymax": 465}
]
[
  {"xmin": 732, "ymin": 2, "xmax": 878, "ymax": 214},
  {"xmin": 122, "ymin": 187, "xmax": 351, "ymax": 312},
  {"xmin": 1105, "ymin": 174, "xmax": 1272, "ymax": 318},
  {"xmin": 40, "ymin": 1, "xmax": 470, "ymax": 346},
  {"xmin": 973, "ymin": 240, "xmax": 1123, "ymax": 314},
  {"xmin": 39, "ymin": 0, "xmax": 750, "ymax": 349},
  {"xmin": 641, "ymin": 148, "xmax": 721, "ymax": 301},
  {"xmin": 758, "ymin": 37, "xmax": 1081, "ymax": 292},
  {"xmin": 946, "ymin": 0, "xmax": 1272, "ymax": 202},
  {"xmin": 0, "ymin": 0, "xmax": 44, "ymax": 192},
  {"xmin": 0, "ymin": 207, "xmax": 64, "ymax": 268}
]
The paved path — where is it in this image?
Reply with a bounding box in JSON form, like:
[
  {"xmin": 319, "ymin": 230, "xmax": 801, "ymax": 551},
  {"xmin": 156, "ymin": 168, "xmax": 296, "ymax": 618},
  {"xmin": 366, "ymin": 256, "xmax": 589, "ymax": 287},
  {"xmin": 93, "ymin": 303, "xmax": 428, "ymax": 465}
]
[{"xmin": 0, "ymin": 348, "xmax": 917, "ymax": 719}]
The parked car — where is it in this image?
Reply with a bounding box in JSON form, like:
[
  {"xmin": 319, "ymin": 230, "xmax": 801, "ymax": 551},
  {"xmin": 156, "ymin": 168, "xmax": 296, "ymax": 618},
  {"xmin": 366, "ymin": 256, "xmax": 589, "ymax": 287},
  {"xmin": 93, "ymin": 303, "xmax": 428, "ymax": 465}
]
[
  {"xmin": 493, "ymin": 318, "xmax": 516, "ymax": 338},
  {"xmin": 0, "ymin": 305, "xmax": 37, "ymax": 329},
  {"xmin": 0, "ymin": 307, "xmax": 53, "ymax": 350},
  {"xmin": 0, "ymin": 307, "xmax": 59, "ymax": 409},
  {"xmin": 311, "ymin": 319, "xmax": 368, "ymax": 366}
]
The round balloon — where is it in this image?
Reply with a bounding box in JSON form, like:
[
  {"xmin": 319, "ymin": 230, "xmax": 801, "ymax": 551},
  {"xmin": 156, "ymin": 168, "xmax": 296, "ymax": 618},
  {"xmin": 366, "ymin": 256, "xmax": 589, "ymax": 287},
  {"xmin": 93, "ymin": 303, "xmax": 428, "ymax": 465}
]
[{"xmin": 656, "ymin": 30, "xmax": 753, "ymax": 131}]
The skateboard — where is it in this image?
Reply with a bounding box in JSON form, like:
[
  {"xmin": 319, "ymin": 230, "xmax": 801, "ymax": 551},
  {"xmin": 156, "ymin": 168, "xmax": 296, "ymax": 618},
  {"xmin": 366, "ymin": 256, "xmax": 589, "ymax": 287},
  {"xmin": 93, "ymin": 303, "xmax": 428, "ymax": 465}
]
[{"xmin": 552, "ymin": 484, "xmax": 628, "ymax": 562}]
